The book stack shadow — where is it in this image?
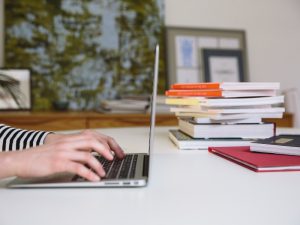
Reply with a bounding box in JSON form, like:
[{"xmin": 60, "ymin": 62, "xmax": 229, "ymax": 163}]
[{"xmin": 165, "ymin": 82, "xmax": 285, "ymax": 150}]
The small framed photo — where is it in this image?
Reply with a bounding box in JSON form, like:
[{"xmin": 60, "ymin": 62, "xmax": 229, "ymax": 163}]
[
  {"xmin": 165, "ymin": 26, "xmax": 248, "ymax": 86},
  {"xmin": 0, "ymin": 68, "xmax": 31, "ymax": 111},
  {"xmin": 202, "ymin": 49, "xmax": 245, "ymax": 82}
]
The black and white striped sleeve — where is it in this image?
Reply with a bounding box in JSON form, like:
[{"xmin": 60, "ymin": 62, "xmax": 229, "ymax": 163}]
[{"xmin": 0, "ymin": 124, "xmax": 51, "ymax": 152}]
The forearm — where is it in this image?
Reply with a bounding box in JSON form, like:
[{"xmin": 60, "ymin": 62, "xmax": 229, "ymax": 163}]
[
  {"xmin": 0, "ymin": 152, "xmax": 18, "ymax": 179},
  {"xmin": 0, "ymin": 124, "xmax": 50, "ymax": 151},
  {"xmin": 43, "ymin": 133, "xmax": 63, "ymax": 144}
]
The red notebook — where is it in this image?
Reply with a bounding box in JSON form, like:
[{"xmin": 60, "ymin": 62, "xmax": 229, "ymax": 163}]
[{"xmin": 208, "ymin": 146, "xmax": 300, "ymax": 172}]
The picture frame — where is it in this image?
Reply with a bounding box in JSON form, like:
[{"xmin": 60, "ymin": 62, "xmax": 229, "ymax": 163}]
[
  {"xmin": 165, "ymin": 26, "xmax": 248, "ymax": 86},
  {"xmin": 0, "ymin": 68, "xmax": 32, "ymax": 111},
  {"xmin": 202, "ymin": 49, "xmax": 245, "ymax": 82}
]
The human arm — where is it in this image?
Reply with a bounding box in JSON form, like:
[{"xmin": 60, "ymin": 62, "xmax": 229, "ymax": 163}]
[
  {"xmin": 0, "ymin": 124, "xmax": 50, "ymax": 151},
  {"xmin": 0, "ymin": 129, "xmax": 125, "ymax": 181}
]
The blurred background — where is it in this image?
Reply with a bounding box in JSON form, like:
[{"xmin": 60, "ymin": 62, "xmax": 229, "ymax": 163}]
[{"xmin": 0, "ymin": 0, "xmax": 299, "ymax": 127}]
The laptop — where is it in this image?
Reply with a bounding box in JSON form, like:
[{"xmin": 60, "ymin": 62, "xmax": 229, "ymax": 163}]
[{"xmin": 8, "ymin": 45, "xmax": 160, "ymax": 188}]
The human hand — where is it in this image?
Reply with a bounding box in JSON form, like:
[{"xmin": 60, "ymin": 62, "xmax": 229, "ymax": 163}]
[
  {"xmin": 0, "ymin": 130, "xmax": 125, "ymax": 181},
  {"xmin": 44, "ymin": 129, "xmax": 125, "ymax": 159}
]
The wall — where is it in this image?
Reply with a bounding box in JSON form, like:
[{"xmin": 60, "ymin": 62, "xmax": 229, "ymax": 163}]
[{"xmin": 165, "ymin": 0, "xmax": 300, "ymax": 89}]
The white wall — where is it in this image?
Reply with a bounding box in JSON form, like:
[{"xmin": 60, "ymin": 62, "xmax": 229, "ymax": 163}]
[{"xmin": 165, "ymin": 0, "xmax": 300, "ymax": 89}]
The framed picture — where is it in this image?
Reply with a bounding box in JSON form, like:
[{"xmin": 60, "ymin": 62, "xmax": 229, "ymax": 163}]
[
  {"xmin": 0, "ymin": 69, "xmax": 31, "ymax": 111},
  {"xmin": 202, "ymin": 49, "xmax": 245, "ymax": 82},
  {"xmin": 5, "ymin": 1, "xmax": 165, "ymax": 111},
  {"xmin": 165, "ymin": 26, "xmax": 248, "ymax": 86}
]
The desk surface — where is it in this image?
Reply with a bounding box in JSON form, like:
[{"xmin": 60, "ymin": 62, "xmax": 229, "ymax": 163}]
[{"xmin": 1, "ymin": 127, "xmax": 300, "ymax": 225}]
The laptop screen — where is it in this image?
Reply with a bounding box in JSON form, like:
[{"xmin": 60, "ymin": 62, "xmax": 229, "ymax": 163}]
[{"xmin": 148, "ymin": 44, "xmax": 159, "ymax": 156}]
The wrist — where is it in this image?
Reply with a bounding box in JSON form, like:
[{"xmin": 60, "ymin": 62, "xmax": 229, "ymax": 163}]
[
  {"xmin": 0, "ymin": 152, "xmax": 18, "ymax": 178},
  {"xmin": 44, "ymin": 133, "xmax": 60, "ymax": 144}
]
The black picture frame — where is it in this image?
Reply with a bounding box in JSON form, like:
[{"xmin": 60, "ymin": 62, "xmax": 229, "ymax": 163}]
[
  {"xmin": 202, "ymin": 49, "xmax": 245, "ymax": 82},
  {"xmin": 0, "ymin": 68, "xmax": 32, "ymax": 111},
  {"xmin": 165, "ymin": 26, "xmax": 248, "ymax": 86}
]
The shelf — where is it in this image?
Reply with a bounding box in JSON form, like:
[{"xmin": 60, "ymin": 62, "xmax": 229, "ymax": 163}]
[
  {"xmin": 0, "ymin": 111, "xmax": 178, "ymax": 131},
  {"xmin": 0, "ymin": 111, "xmax": 293, "ymax": 131}
]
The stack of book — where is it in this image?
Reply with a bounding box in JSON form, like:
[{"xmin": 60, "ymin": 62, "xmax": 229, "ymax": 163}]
[{"xmin": 165, "ymin": 82, "xmax": 285, "ymax": 150}]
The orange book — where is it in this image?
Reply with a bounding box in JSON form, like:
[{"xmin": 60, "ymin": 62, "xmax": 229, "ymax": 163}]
[
  {"xmin": 171, "ymin": 82, "xmax": 280, "ymax": 90},
  {"xmin": 171, "ymin": 83, "xmax": 220, "ymax": 90},
  {"xmin": 165, "ymin": 89, "xmax": 222, "ymax": 97}
]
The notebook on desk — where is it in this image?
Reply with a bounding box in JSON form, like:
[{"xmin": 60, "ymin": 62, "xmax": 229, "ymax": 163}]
[
  {"xmin": 208, "ymin": 146, "xmax": 300, "ymax": 172},
  {"xmin": 8, "ymin": 45, "xmax": 160, "ymax": 188}
]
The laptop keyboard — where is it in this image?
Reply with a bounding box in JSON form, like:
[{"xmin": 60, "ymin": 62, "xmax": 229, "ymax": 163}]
[{"xmin": 73, "ymin": 154, "xmax": 138, "ymax": 181}]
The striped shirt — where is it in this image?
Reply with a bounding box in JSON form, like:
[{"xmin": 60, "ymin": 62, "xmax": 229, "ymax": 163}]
[{"xmin": 0, "ymin": 124, "xmax": 50, "ymax": 151}]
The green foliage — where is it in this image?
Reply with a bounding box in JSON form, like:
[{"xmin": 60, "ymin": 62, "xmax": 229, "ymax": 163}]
[{"xmin": 5, "ymin": 0, "xmax": 165, "ymax": 110}]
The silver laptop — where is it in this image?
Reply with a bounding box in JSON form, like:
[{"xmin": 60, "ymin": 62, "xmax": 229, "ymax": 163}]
[{"xmin": 8, "ymin": 45, "xmax": 160, "ymax": 188}]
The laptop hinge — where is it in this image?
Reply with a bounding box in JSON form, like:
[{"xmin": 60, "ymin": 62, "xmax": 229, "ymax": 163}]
[{"xmin": 142, "ymin": 155, "xmax": 149, "ymax": 177}]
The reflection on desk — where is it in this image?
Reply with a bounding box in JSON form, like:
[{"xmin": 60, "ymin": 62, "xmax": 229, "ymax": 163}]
[{"xmin": 1, "ymin": 127, "xmax": 300, "ymax": 225}]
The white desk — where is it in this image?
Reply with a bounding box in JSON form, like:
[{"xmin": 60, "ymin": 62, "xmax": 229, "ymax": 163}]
[{"xmin": 1, "ymin": 127, "xmax": 300, "ymax": 225}]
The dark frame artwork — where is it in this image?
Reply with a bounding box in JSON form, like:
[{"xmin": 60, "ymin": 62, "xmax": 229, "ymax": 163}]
[
  {"xmin": 0, "ymin": 68, "xmax": 32, "ymax": 111},
  {"xmin": 203, "ymin": 49, "xmax": 245, "ymax": 82},
  {"xmin": 165, "ymin": 26, "xmax": 248, "ymax": 86}
]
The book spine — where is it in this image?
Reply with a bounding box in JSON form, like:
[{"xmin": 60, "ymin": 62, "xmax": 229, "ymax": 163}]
[
  {"xmin": 165, "ymin": 90, "xmax": 222, "ymax": 97},
  {"xmin": 171, "ymin": 83, "xmax": 220, "ymax": 90},
  {"xmin": 165, "ymin": 98, "xmax": 199, "ymax": 106}
]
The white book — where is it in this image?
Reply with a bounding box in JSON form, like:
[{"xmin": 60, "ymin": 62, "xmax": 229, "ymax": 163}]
[
  {"xmin": 217, "ymin": 82, "xmax": 280, "ymax": 90},
  {"xmin": 169, "ymin": 129, "xmax": 254, "ymax": 150},
  {"xmin": 192, "ymin": 117, "xmax": 262, "ymax": 124},
  {"xmin": 175, "ymin": 112, "xmax": 284, "ymax": 120},
  {"xmin": 166, "ymin": 96, "xmax": 284, "ymax": 107},
  {"xmin": 179, "ymin": 119, "xmax": 275, "ymax": 139},
  {"xmin": 250, "ymin": 135, "xmax": 300, "ymax": 156},
  {"xmin": 202, "ymin": 95, "xmax": 284, "ymax": 107},
  {"xmin": 216, "ymin": 90, "xmax": 277, "ymax": 98},
  {"xmin": 171, "ymin": 106, "xmax": 285, "ymax": 114},
  {"xmin": 204, "ymin": 107, "xmax": 285, "ymax": 114}
]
